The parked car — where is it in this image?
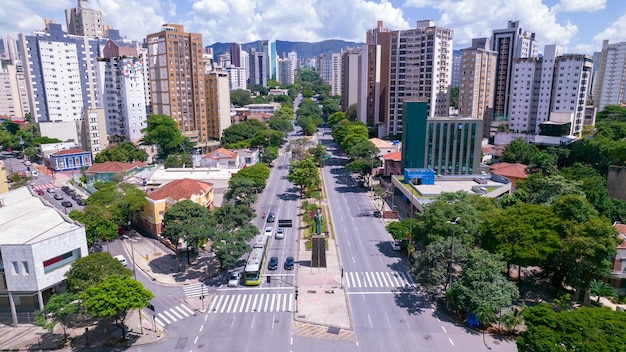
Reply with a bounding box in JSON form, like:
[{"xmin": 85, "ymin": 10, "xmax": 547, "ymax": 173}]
[
  {"xmin": 61, "ymin": 186, "xmax": 69, "ymax": 192},
  {"xmin": 373, "ymin": 210, "xmax": 382, "ymax": 218},
  {"xmin": 36, "ymin": 189, "xmax": 44, "ymax": 196},
  {"xmin": 76, "ymin": 198, "xmax": 86, "ymax": 206},
  {"xmin": 267, "ymin": 212, "xmax": 276, "ymax": 222},
  {"xmin": 65, "ymin": 189, "xmax": 75, "ymax": 196},
  {"xmin": 268, "ymin": 256, "xmax": 278, "ymax": 270},
  {"xmin": 23, "ymin": 160, "xmax": 31, "ymax": 166},
  {"xmin": 114, "ymin": 255, "xmax": 127, "ymax": 266},
  {"xmin": 275, "ymin": 227, "xmax": 284, "ymax": 239},
  {"xmin": 390, "ymin": 241, "xmax": 402, "ymax": 251},
  {"xmin": 61, "ymin": 201, "xmax": 72, "ymax": 208},
  {"xmin": 264, "ymin": 227, "xmax": 273, "ymax": 237},
  {"xmin": 71, "ymin": 194, "xmax": 82, "ymax": 201},
  {"xmin": 53, "ymin": 193, "xmax": 63, "ymax": 200},
  {"xmin": 284, "ymin": 256, "xmax": 294, "ymax": 270},
  {"xmin": 227, "ymin": 271, "xmax": 241, "ymax": 287}
]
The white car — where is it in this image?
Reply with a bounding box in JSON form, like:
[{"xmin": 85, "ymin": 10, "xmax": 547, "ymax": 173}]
[
  {"xmin": 228, "ymin": 271, "xmax": 241, "ymax": 287},
  {"xmin": 275, "ymin": 227, "xmax": 285, "ymax": 239},
  {"xmin": 114, "ymin": 254, "xmax": 128, "ymax": 266},
  {"xmin": 264, "ymin": 227, "xmax": 273, "ymax": 236},
  {"xmin": 390, "ymin": 241, "xmax": 402, "ymax": 251}
]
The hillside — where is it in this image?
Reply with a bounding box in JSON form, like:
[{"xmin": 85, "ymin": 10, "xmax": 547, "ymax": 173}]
[{"xmin": 207, "ymin": 39, "xmax": 364, "ymax": 60}]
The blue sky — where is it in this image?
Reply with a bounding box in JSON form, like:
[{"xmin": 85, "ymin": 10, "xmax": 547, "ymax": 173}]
[{"xmin": 1, "ymin": 0, "xmax": 624, "ymax": 55}]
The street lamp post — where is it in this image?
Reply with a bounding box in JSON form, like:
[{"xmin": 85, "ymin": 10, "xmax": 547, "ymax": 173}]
[{"xmin": 447, "ymin": 217, "xmax": 460, "ymax": 289}]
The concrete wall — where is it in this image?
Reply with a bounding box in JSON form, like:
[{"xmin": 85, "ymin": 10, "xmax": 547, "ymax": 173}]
[{"xmin": 607, "ymin": 166, "xmax": 626, "ymax": 201}]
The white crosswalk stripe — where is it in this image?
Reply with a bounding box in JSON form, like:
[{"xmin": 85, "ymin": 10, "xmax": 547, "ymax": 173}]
[
  {"xmin": 207, "ymin": 293, "xmax": 294, "ymax": 314},
  {"xmin": 31, "ymin": 183, "xmax": 54, "ymax": 190},
  {"xmin": 182, "ymin": 282, "xmax": 210, "ymax": 298},
  {"xmin": 154, "ymin": 304, "xmax": 195, "ymax": 326},
  {"xmin": 343, "ymin": 271, "xmax": 415, "ymax": 288}
]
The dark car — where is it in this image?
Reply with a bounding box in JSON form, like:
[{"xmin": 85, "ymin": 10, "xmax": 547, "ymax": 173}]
[
  {"xmin": 76, "ymin": 198, "xmax": 85, "ymax": 206},
  {"xmin": 53, "ymin": 193, "xmax": 63, "ymax": 200},
  {"xmin": 284, "ymin": 256, "xmax": 294, "ymax": 270},
  {"xmin": 268, "ymin": 256, "xmax": 278, "ymax": 270},
  {"xmin": 65, "ymin": 189, "xmax": 75, "ymax": 196},
  {"xmin": 267, "ymin": 212, "xmax": 276, "ymax": 223},
  {"xmin": 373, "ymin": 210, "xmax": 382, "ymax": 218},
  {"xmin": 61, "ymin": 201, "xmax": 72, "ymax": 208},
  {"xmin": 71, "ymin": 194, "xmax": 82, "ymax": 201},
  {"xmin": 61, "ymin": 186, "xmax": 70, "ymax": 192}
]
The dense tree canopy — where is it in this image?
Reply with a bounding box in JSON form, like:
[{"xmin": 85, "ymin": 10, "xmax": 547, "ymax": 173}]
[
  {"xmin": 65, "ymin": 252, "xmax": 132, "ymax": 293},
  {"xmin": 141, "ymin": 114, "xmax": 192, "ymax": 160},
  {"xmin": 230, "ymin": 89, "xmax": 253, "ymax": 107},
  {"xmin": 287, "ymin": 158, "xmax": 320, "ymax": 198},
  {"xmin": 221, "ymin": 119, "xmax": 267, "ymax": 146},
  {"xmin": 94, "ymin": 142, "xmax": 148, "ymax": 163}
]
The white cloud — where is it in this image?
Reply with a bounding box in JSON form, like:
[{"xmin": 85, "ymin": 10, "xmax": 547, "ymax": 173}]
[
  {"xmin": 593, "ymin": 12, "xmax": 626, "ymax": 44},
  {"xmin": 556, "ymin": 0, "xmax": 606, "ymax": 12},
  {"xmin": 0, "ymin": 1, "xmax": 51, "ymax": 37},
  {"xmin": 92, "ymin": 0, "xmax": 167, "ymax": 40},
  {"xmin": 405, "ymin": 0, "xmax": 578, "ymax": 49}
]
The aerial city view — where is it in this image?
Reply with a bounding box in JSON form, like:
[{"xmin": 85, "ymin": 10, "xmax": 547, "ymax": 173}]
[{"xmin": 1, "ymin": 0, "xmax": 626, "ymax": 351}]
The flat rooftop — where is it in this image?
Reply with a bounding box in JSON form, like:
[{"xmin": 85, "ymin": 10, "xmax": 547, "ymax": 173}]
[{"xmin": 0, "ymin": 187, "xmax": 81, "ymax": 245}]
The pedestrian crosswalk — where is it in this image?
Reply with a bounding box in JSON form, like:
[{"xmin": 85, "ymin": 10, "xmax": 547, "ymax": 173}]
[
  {"xmin": 32, "ymin": 183, "xmax": 54, "ymax": 190},
  {"xmin": 154, "ymin": 304, "xmax": 195, "ymax": 326},
  {"xmin": 208, "ymin": 292, "xmax": 294, "ymax": 314},
  {"xmin": 343, "ymin": 271, "xmax": 415, "ymax": 289},
  {"xmin": 183, "ymin": 282, "xmax": 210, "ymax": 298}
]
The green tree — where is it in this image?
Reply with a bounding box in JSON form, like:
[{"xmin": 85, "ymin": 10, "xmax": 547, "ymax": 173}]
[
  {"xmin": 345, "ymin": 103, "xmax": 357, "ymax": 121},
  {"xmin": 346, "ymin": 139, "xmax": 379, "ymax": 160},
  {"xmin": 499, "ymin": 306, "xmax": 525, "ymax": 335},
  {"xmin": 267, "ymin": 115, "xmax": 294, "ymax": 133},
  {"xmin": 309, "ymin": 142, "xmax": 327, "ymax": 166},
  {"xmin": 94, "ymin": 142, "xmax": 148, "ymax": 163},
  {"xmin": 327, "ymin": 111, "xmax": 345, "ymax": 128},
  {"xmin": 447, "ymin": 250, "xmax": 519, "ymax": 315},
  {"xmin": 501, "ymin": 138, "xmax": 538, "ymax": 165},
  {"xmin": 449, "ymin": 87, "xmax": 459, "ymax": 108},
  {"xmin": 221, "ymin": 119, "xmax": 267, "ymax": 146},
  {"xmin": 162, "ymin": 200, "xmax": 213, "ymax": 250},
  {"xmin": 588, "ymin": 279, "xmax": 616, "ymax": 302},
  {"xmin": 287, "ymin": 158, "xmax": 320, "ymax": 198},
  {"xmin": 81, "ymin": 275, "xmax": 154, "ymax": 341},
  {"xmin": 411, "ymin": 237, "xmax": 472, "ymax": 295},
  {"xmin": 225, "ymin": 177, "xmax": 259, "ymax": 206},
  {"xmin": 141, "ymin": 114, "xmax": 188, "ymax": 160},
  {"xmin": 514, "ymin": 173, "xmax": 585, "ymax": 205},
  {"xmin": 230, "ymin": 89, "xmax": 253, "ymax": 107},
  {"xmin": 164, "ymin": 152, "xmax": 194, "ymax": 168},
  {"xmin": 34, "ymin": 293, "xmax": 80, "ymax": 341},
  {"xmin": 518, "ymin": 303, "xmax": 626, "ymax": 352},
  {"xmin": 321, "ymin": 99, "xmax": 341, "ymax": 117},
  {"xmin": 339, "ymin": 123, "xmax": 369, "ymax": 151},
  {"xmin": 64, "ymin": 252, "xmax": 132, "ymax": 293},
  {"xmin": 231, "ymin": 163, "xmax": 270, "ymax": 191},
  {"xmin": 68, "ymin": 204, "xmax": 118, "ymax": 245},
  {"xmin": 596, "ymin": 104, "xmax": 626, "ymax": 121}
]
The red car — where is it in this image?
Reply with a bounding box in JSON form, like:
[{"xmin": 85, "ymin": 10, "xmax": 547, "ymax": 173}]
[{"xmin": 36, "ymin": 189, "xmax": 44, "ymax": 196}]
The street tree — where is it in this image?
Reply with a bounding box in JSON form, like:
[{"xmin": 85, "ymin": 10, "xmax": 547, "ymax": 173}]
[
  {"xmin": 94, "ymin": 142, "xmax": 148, "ymax": 163},
  {"xmin": 251, "ymin": 129, "xmax": 284, "ymax": 149},
  {"xmin": 162, "ymin": 200, "xmax": 213, "ymax": 249},
  {"xmin": 213, "ymin": 204, "xmax": 256, "ymax": 230},
  {"xmin": 517, "ymin": 303, "xmax": 626, "ymax": 352},
  {"xmin": 501, "ymin": 138, "xmax": 538, "ymax": 165},
  {"xmin": 230, "ymin": 89, "xmax": 253, "ymax": 107},
  {"xmin": 211, "ymin": 227, "xmax": 254, "ymax": 269},
  {"xmin": 339, "ymin": 123, "xmax": 369, "ymax": 151},
  {"xmin": 68, "ymin": 204, "xmax": 118, "ymax": 245},
  {"xmin": 447, "ymin": 250, "xmax": 519, "ymax": 315},
  {"xmin": 267, "ymin": 115, "xmax": 293, "ymax": 133},
  {"xmin": 231, "ymin": 163, "xmax": 270, "ymax": 192},
  {"xmin": 499, "ymin": 306, "xmax": 525, "ymax": 335},
  {"xmin": 327, "ymin": 111, "xmax": 345, "ymax": 128},
  {"xmin": 514, "ymin": 173, "xmax": 585, "ymax": 205},
  {"xmin": 411, "ymin": 237, "xmax": 473, "ymax": 295},
  {"xmin": 81, "ymin": 275, "xmax": 154, "ymax": 341},
  {"xmin": 346, "ymin": 139, "xmax": 379, "ymax": 160},
  {"xmin": 588, "ymin": 279, "xmax": 617, "ymax": 302},
  {"xmin": 225, "ymin": 177, "xmax": 259, "ymax": 206},
  {"xmin": 481, "ymin": 203, "xmax": 561, "ymax": 285},
  {"xmin": 345, "ymin": 158, "xmax": 381, "ymax": 186},
  {"xmin": 64, "ymin": 252, "xmax": 132, "ymax": 293},
  {"xmin": 321, "ymin": 99, "xmax": 341, "ymax": 116},
  {"xmin": 287, "ymin": 158, "xmax": 320, "ymax": 198},
  {"xmin": 34, "ymin": 293, "xmax": 80, "ymax": 341},
  {"xmin": 141, "ymin": 114, "xmax": 188, "ymax": 160},
  {"xmin": 221, "ymin": 119, "xmax": 267, "ymax": 146},
  {"xmin": 419, "ymin": 192, "xmax": 485, "ymax": 246},
  {"xmin": 345, "ymin": 103, "xmax": 357, "ymax": 121},
  {"xmin": 308, "ymin": 142, "xmax": 327, "ymax": 166}
]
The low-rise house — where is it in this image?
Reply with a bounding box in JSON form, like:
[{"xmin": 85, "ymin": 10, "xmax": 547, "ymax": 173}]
[
  {"xmin": 370, "ymin": 138, "xmax": 399, "ymax": 156},
  {"xmin": 135, "ymin": 178, "xmax": 215, "ymax": 238},
  {"xmin": 610, "ymin": 222, "xmax": 626, "ymax": 295},
  {"xmin": 84, "ymin": 161, "xmax": 148, "ymax": 183},
  {"xmin": 0, "ymin": 188, "xmax": 88, "ymax": 326},
  {"xmin": 197, "ymin": 148, "xmax": 240, "ymax": 169},
  {"xmin": 489, "ymin": 162, "xmax": 529, "ymax": 189},
  {"xmin": 48, "ymin": 148, "xmax": 92, "ymax": 172},
  {"xmin": 383, "ymin": 151, "xmax": 402, "ymax": 176}
]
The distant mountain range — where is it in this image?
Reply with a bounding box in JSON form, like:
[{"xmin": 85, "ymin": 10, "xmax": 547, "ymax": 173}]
[{"xmin": 207, "ymin": 39, "xmax": 364, "ymax": 59}]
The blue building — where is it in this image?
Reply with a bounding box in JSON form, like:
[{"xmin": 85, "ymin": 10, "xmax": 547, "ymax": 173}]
[{"xmin": 49, "ymin": 148, "xmax": 92, "ymax": 172}]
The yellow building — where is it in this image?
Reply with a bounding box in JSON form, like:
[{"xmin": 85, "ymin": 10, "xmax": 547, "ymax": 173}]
[
  {"xmin": 135, "ymin": 178, "xmax": 214, "ymax": 237},
  {"xmin": 0, "ymin": 160, "xmax": 9, "ymax": 194}
]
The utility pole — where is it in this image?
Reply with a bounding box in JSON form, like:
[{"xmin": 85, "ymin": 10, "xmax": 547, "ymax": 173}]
[{"xmin": 446, "ymin": 217, "xmax": 460, "ymax": 311}]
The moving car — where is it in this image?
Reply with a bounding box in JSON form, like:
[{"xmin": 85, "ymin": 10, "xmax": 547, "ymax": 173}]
[
  {"xmin": 36, "ymin": 189, "xmax": 44, "ymax": 196},
  {"xmin": 264, "ymin": 227, "xmax": 273, "ymax": 236},
  {"xmin": 275, "ymin": 227, "xmax": 284, "ymax": 239},
  {"xmin": 227, "ymin": 271, "xmax": 241, "ymax": 287},
  {"xmin": 268, "ymin": 256, "xmax": 278, "ymax": 270},
  {"xmin": 47, "ymin": 188, "xmax": 56, "ymax": 193},
  {"xmin": 53, "ymin": 193, "xmax": 63, "ymax": 200},
  {"xmin": 61, "ymin": 186, "xmax": 70, "ymax": 192},
  {"xmin": 390, "ymin": 241, "xmax": 402, "ymax": 251},
  {"xmin": 267, "ymin": 212, "xmax": 276, "ymax": 223},
  {"xmin": 61, "ymin": 201, "xmax": 72, "ymax": 208},
  {"xmin": 284, "ymin": 256, "xmax": 294, "ymax": 270},
  {"xmin": 114, "ymin": 255, "xmax": 127, "ymax": 266}
]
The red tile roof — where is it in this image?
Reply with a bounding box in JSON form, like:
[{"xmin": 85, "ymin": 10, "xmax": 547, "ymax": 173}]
[
  {"xmin": 489, "ymin": 162, "xmax": 529, "ymax": 179},
  {"xmin": 147, "ymin": 178, "xmax": 213, "ymax": 201},
  {"xmin": 383, "ymin": 151, "xmax": 402, "ymax": 161},
  {"xmin": 86, "ymin": 161, "xmax": 147, "ymax": 173},
  {"xmin": 52, "ymin": 148, "xmax": 86, "ymax": 156},
  {"xmin": 614, "ymin": 223, "xmax": 626, "ymax": 249},
  {"xmin": 203, "ymin": 147, "xmax": 237, "ymax": 160}
]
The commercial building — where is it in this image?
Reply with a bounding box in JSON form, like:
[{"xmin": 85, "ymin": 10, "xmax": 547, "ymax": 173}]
[
  {"xmin": 147, "ymin": 24, "xmax": 207, "ymax": 146},
  {"xmin": 594, "ymin": 40, "xmax": 626, "ymax": 111},
  {"xmin": 340, "ymin": 48, "xmax": 359, "ymax": 111},
  {"xmin": 204, "ymin": 69, "xmax": 231, "ymax": 140},
  {"xmin": 248, "ymin": 48, "xmax": 267, "ymax": 87},
  {"xmin": 401, "ymin": 99, "xmax": 482, "ymax": 176},
  {"xmin": 0, "ymin": 187, "xmax": 88, "ymax": 326},
  {"xmin": 65, "ymin": 0, "xmax": 104, "ymax": 38}
]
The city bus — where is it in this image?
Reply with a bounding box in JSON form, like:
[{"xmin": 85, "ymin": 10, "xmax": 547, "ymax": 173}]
[{"xmin": 244, "ymin": 235, "xmax": 269, "ymax": 286}]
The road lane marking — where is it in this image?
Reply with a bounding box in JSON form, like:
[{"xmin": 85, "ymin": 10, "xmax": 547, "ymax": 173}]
[
  {"xmin": 194, "ymin": 336, "xmax": 198, "ymax": 344},
  {"xmin": 199, "ymin": 325, "xmax": 203, "ymax": 332},
  {"xmin": 367, "ymin": 313, "xmax": 373, "ymax": 328},
  {"xmin": 449, "ymin": 338, "xmax": 455, "ymax": 346},
  {"xmin": 347, "ymin": 291, "xmax": 395, "ymax": 295},
  {"xmin": 441, "ymin": 326, "xmax": 447, "ymax": 334}
]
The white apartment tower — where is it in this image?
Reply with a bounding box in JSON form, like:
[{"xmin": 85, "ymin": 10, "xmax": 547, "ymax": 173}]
[
  {"xmin": 330, "ymin": 52, "xmax": 342, "ymax": 96},
  {"xmin": 594, "ymin": 40, "xmax": 626, "ymax": 112},
  {"xmin": 387, "ymin": 20, "xmax": 454, "ymax": 135},
  {"xmin": 276, "ymin": 58, "xmax": 295, "ymax": 85},
  {"xmin": 2, "ymin": 35, "xmax": 19, "ymax": 61},
  {"xmin": 65, "ymin": 0, "xmax": 104, "ymax": 38},
  {"xmin": 226, "ymin": 66, "xmax": 247, "ymax": 90},
  {"xmin": 458, "ymin": 38, "xmax": 497, "ymax": 136},
  {"xmin": 509, "ymin": 44, "xmax": 593, "ymax": 135},
  {"xmin": 0, "ymin": 63, "xmax": 30, "ymax": 118}
]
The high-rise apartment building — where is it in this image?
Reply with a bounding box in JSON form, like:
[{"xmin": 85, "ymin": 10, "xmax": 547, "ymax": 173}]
[
  {"xmin": 594, "ymin": 40, "xmax": 626, "ymax": 112},
  {"xmin": 19, "ymin": 23, "xmax": 101, "ymax": 124},
  {"xmin": 316, "ymin": 54, "xmax": 332, "ymax": 85},
  {"xmin": 491, "ymin": 21, "xmax": 538, "ymax": 119},
  {"xmin": 229, "ymin": 43, "xmax": 241, "ymax": 67},
  {"xmin": 288, "ymin": 51, "xmax": 298, "ymax": 71},
  {"xmin": 450, "ymin": 51, "xmax": 462, "ymax": 88},
  {"xmin": 509, "ymin": 44, "xmax": 593, "ymax": 135},
  {"xmin": 458, "ymin": 38, "xmax": 497, "ymax": 138},
  {"xmin": 65, "ymin": 0, "xmax": 104, "ymax": 38},
  {"xmin": 226, "ymin": 66, "xmax": 247, "ymax": 90},
  {"xmin": 204, "ymin": 69, "xmax": 231, "ymax": 140},
  {"xmin": 0, "ymin": 62, "xmax": 30, "ymax": 118},
  {"xmin": 147, "ymin": 24, "xmax": 207, "ymax": 145},
  {"xmin": 387, "ymin": 20, "xmax": 454, "ymax": 135},
  {"xmin": 248, "ymin": 48, "xmax": 267, "ymax": 87},
  {"xmin": 359, "ymin": 21, "xmax": 391, "ymax": 133},
  {"xmin": 276, "ymin": 58, "xmax": 294, "ymax": 85},
  {"xmin": 330, "ymin": 52, "xmax": 342, "ymax": 97},
  {"xmin": 2, "ymin": 35, "xmax": 19, "ymax": 61},
  {"xmin": 340, "ymin": 48, "xmax": 359, "ymax": 111}
]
